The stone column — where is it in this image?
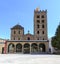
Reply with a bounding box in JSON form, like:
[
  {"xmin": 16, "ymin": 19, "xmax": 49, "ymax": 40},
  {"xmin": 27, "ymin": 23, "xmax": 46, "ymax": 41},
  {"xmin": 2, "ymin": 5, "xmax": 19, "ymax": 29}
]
[
  {"xmin": 38, "ymin": 43, "xmax": 39, "ymax": 53},
  {"xmin": 15, "ymin": 44, "xmax": 16, "ymax": 54},
  {"xmin": 22, "ymin": 44, "xmax": 24, "ymax": 54},
  {"xmin": 30, "ymin": 43, "xmax": 31, "ymax": 54}
]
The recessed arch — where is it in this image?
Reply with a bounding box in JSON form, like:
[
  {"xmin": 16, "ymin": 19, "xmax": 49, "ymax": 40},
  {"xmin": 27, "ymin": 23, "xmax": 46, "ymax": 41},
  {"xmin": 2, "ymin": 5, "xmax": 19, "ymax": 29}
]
[
  {"xmin": 16, "ymin": 43, "xmax": 22, "ymax": 53},
  {"xmin": 8, "ymin": 43, "xmax": 15, "ymax": 53},
  {"xmin": 23, "ymin": 43, "xmax": 30, "ymax": 54},
  {"xmin": 39, "ymin": 43, "xmax": 46, "ymax": 52},
  {"xmin": 31, "ymin": 43, "xmax": 38, "ymax": 53}
]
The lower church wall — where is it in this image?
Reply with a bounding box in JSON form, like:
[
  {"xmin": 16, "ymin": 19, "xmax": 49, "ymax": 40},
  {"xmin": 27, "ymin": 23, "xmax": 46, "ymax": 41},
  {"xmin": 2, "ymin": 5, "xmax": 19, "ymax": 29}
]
[{"xmin": 4, "ymin": 40, "xmax": 49, "ymax": 54}]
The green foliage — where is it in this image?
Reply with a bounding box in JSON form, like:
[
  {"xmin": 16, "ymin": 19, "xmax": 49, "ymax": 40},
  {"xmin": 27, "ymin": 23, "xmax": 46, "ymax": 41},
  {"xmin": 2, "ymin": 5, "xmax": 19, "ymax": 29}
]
[{"xmin": 51, "ymin": 24, "xmax": 60, "ymax": 49}]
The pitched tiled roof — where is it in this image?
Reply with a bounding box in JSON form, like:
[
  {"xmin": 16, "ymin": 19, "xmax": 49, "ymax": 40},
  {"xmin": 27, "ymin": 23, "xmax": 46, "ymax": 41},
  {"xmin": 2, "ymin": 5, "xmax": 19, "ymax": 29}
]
[{"xmin": 11, "ymin": 24, "xmax": 24, "ymax": 29}]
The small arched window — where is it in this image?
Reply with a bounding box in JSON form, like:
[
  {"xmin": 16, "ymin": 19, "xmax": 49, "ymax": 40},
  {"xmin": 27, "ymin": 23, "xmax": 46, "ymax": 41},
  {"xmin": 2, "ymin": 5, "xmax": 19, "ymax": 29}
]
[
  {"xmin": 18, "ymin": 31, "xmax": 20, "ymax": 34},
  {"xmin": 14, "ymin": 37, "xmax": 15, "ymax": 40},
  {"xmin": 27, "ymin": 37, "xmax": 30, "ymax": 40},
  {"xmin": 14, "ymin": 31, "xmax": 16, "ymax": 34},
  {"xmin": 43, "ymin": 38, "xmax": 44, "ymax": 40},
  {"xmin": 37, "ymin": 38, "xmax": 39, "ymax": 40},
  {"xmin": 18, "ymin": 38, "xmax": 20, "ymax": 40}
]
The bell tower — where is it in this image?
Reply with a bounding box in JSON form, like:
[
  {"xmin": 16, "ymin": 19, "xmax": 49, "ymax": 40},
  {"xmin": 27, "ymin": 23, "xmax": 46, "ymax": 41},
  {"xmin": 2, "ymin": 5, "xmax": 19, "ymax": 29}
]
[{"xmin": 34, "ymin": 7, "xmax": 48, "ymax": 40}]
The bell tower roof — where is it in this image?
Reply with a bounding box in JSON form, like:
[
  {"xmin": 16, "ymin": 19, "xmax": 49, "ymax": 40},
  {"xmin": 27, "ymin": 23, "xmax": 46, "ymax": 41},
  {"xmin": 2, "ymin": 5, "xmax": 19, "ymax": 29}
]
[{"xmin": 11, "ymin": 24, "xmax": 24, "ymax": 30}]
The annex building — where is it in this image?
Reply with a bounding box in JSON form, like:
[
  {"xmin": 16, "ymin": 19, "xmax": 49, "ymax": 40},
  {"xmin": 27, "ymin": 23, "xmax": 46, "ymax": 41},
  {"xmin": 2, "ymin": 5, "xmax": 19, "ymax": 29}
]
[{"xmin": 4, "ymin": 8, "xmax": 49, "ymax": 54}]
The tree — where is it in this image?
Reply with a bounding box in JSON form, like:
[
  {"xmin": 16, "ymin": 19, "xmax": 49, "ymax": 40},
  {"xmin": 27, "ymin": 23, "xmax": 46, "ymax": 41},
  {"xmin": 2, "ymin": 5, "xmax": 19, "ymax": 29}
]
[{"xmin": 51, "ymin": 23, "xmax": 60, "ymax": 49}]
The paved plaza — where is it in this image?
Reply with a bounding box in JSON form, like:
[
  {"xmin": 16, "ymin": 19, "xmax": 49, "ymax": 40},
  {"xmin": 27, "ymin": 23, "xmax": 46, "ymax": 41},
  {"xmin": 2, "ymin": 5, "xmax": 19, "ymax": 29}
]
[{"xmin": 0, "ymin": 54, "xmax": 60, "ymax": 64}]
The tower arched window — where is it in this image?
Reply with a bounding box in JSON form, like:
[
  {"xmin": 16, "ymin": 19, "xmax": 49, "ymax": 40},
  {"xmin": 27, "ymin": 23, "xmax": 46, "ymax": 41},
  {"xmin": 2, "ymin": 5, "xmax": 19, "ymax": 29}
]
[
  {"xmin": 42, "ymin": 24, "xmax": 44, "ymax": 28},
  {"xmin": 37, "ymin": 15, "xmax": 40, "ymax": 18},
  {"xmin": 37, "ymin": 24, "xmax": 39, "ymax": 28},
  {"xmin": 37, "ymin": 20, "xmax": 40, "ymax": 23},
  {"xmin": 41, "ymin": 15, "xmax": 44, "ymax": 18},
  {"xmin": 42, "ymin": 31, "xmax": 44, "ymax": 34},
  {"xmin": 37, "ymin": 31, "xmax": 39, "ymax": 34},
  {"xmin": 42, "ymin": 20, "xmax": 44, "ymax": 23}
]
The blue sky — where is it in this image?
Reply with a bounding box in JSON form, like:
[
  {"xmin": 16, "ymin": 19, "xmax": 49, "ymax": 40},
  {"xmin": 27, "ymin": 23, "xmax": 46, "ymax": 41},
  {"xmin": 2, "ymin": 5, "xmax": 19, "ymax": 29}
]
[{"xmin": 0, "ymin": 0, "xmax": 60, "ymax": 39}]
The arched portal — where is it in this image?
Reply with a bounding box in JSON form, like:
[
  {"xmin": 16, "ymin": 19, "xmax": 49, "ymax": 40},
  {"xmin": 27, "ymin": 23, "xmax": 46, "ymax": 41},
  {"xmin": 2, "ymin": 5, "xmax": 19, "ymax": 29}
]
[
  {"xmin": 31, "ymin": 43, "xmax": 38, "ymax": 53},
  {"xmin": 16, "ymin": 43, "xmax": 22, "ymax": 53},
  {"xmin": 8, "ymin": 43, "xmax": 15, "ymax": 53},
  {"xmin": 39, "ymin": 43, "xmax": 46, "ymax": 52},
  {"xmin": 23, "ymin": 43, "xmax": 30, "ymax": 54}
]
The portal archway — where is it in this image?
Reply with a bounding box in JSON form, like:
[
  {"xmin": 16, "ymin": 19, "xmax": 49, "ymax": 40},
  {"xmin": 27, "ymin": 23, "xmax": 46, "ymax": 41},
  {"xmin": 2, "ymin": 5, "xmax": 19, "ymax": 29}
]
[
  {"xmin": 16, "ymin": 43, "xmax": 22, "ymax": 53},
  {"xmin": 23, "ymin": 43, "xmax": 30, "ymax": 54},
  {"xmin": 39, "ymin": 43, "xmax": 46, "ymax": 52},
  {"xmin": 8, "ymin": 43, "xmax": 15, "ymax": 53},
  {"xmin": 31, "ymin": 43, "xmax": 38, "ymax": 53}
]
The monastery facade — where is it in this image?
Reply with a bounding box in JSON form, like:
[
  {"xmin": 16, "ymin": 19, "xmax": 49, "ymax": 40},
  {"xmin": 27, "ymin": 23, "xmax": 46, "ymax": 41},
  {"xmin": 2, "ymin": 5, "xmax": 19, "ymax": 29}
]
[{"xmin": 4, "ymin": 8, "xmax": 49, "ymax": 54}]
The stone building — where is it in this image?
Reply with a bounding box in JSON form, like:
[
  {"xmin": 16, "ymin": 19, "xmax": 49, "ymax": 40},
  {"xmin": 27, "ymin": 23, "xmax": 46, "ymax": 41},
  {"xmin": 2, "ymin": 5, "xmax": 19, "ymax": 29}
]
[
  {"xmin": 0, "ymin": 38, "xmax": 6, "ymax": 53},
  {"xmin": 4, "ymin": 8, "xmax": 49, "ymax": 54}
]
